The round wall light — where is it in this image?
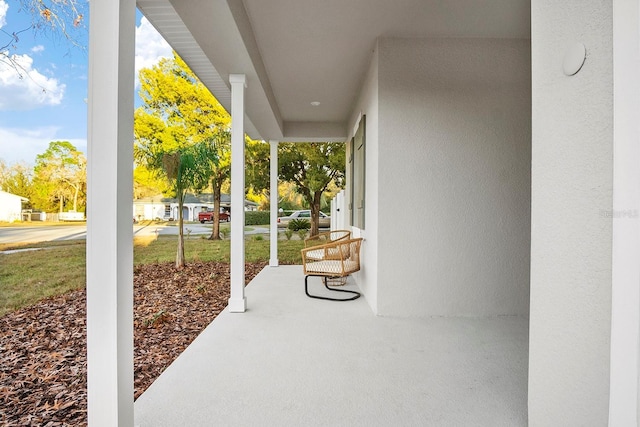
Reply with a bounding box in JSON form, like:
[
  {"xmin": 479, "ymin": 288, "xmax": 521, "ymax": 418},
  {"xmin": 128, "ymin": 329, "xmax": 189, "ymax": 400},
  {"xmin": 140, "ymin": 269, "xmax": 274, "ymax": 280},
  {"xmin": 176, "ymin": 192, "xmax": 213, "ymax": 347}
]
[{"xmin": 563, "ymin": 43, "xmax": 586, "ymax": 76}]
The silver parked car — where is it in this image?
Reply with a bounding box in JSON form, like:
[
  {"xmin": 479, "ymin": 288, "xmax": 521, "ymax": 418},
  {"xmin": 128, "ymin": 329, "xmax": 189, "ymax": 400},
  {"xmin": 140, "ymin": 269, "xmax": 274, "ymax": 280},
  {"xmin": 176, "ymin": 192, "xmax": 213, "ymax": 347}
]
[{"xmin": 277, "ymin": 210, "xmax": 331, "ymax": 228}]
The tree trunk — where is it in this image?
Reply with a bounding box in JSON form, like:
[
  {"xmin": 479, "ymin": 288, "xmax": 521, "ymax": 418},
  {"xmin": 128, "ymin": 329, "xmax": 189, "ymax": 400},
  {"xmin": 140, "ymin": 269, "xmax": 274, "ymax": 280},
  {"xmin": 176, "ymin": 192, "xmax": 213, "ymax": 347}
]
[
  {"xmin": 309, "ymin": 191, "xmax": 322, "ymax": 237},
  {"xmin": 73, "ymin": 184, "xmax": 79, "ymax": 211},
  {"xmin": 208, "ymin": 175, "xmax": 223, "ymax": 240},
  {"xmin": 175, "ymin": 193, "xmax": 185, "ymax": 269}
]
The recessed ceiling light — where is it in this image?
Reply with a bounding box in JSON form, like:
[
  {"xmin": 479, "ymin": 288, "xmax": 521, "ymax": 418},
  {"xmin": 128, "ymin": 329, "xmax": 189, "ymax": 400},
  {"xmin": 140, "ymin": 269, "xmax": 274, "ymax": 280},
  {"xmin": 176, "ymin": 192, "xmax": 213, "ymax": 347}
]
[{"xmin": 310, "ymin": 101, "xmax": 321, "ymax": 106}]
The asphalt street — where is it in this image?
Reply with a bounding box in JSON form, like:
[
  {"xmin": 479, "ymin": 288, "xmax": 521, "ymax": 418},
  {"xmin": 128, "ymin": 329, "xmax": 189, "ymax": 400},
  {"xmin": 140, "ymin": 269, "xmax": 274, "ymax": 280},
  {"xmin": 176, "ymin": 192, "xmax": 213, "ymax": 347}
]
[{"xmin": 0, "ymin": 223, "xmax": 271, "ymax": 245}]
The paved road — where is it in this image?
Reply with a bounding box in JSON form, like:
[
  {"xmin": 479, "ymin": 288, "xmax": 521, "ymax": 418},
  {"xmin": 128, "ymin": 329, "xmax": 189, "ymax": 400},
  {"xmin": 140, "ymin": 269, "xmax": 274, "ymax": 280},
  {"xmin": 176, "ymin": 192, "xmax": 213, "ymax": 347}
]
[
  {"xmin": 0, "ymin": 223, "xmax": 271, "ymax": 244},
  {"xmin": 0, "ymin": 225, "xmax": 88, "ymax": 244}
]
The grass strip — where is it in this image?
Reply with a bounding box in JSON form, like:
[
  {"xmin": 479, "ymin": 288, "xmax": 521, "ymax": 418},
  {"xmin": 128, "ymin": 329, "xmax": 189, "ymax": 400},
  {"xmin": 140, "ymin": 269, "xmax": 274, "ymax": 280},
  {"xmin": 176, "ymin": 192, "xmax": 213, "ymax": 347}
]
[{"xmin": 0, "ymin": 235, "xmax": 304, "ymax": 317}]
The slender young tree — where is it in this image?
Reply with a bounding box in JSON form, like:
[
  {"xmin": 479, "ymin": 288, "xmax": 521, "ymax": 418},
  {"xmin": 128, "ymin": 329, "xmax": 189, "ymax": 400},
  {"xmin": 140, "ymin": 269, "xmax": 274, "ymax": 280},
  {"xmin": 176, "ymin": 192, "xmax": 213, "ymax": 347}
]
[
  {"xmin": 134, "ymin": 53, "xmax": 231, "ymax": 241},
  {"xmin": 134, "ymin": 53, "xmax": 227, "ymax": 265},
  {"xmin": 159, "ymin": 143, "xmax": 217, "ymax": 268}
]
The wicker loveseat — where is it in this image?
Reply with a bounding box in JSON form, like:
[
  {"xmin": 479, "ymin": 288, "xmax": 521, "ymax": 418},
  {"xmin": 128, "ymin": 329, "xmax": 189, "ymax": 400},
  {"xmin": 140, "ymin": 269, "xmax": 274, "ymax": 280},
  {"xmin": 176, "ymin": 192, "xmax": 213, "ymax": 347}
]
[{"xmin": 301, "ymin": 237, "xmax": 363, "ymax": 301}]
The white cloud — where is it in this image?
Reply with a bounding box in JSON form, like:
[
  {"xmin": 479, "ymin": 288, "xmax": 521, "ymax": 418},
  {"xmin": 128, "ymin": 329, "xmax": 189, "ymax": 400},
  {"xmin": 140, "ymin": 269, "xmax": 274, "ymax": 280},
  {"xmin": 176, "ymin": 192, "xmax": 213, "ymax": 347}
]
[
  {"xmin": 0, "ymin": 126, "xmax": 86, "ymax": 165},
  {"xmin": 0, "ymin": 53, "xmax": 65, "ymax": 111},
  {"xmin": 135, "ymin": 16, "xmax": 172, "ymax": 86},
  {"xmin": 0, "ymin": 1, "xmax": 8, "ymax": 29},
  {"xmin": 31, "ymin": 45, "xmax": 45, "ymax": 53}
]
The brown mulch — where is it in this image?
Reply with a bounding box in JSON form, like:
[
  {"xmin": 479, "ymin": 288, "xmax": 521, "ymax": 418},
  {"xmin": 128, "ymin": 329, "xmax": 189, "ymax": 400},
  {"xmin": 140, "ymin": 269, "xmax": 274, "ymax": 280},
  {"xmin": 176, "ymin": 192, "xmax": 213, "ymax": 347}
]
[{"xmin": 0, "ymin": 261, "xmax": 268, "ymax": 426}]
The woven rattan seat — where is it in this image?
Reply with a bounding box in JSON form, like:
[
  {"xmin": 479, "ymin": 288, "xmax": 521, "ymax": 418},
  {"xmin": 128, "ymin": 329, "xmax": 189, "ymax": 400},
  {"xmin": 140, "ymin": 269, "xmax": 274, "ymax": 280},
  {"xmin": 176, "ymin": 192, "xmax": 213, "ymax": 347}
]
[
  {"xmin": 303, "ymin": 230, "xmax": 351, "ymax": 260},
  {"xmin": 301, "ymin": 237, "xmax": 363, "ymax": 301}
]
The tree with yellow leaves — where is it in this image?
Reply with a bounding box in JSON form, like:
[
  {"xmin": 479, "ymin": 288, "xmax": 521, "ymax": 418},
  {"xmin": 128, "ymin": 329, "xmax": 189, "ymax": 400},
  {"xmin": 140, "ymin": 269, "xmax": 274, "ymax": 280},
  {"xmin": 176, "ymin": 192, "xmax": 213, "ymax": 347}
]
[{"xmin": 134, "ymin": 53, "xmax": 229, "ymax": 267}]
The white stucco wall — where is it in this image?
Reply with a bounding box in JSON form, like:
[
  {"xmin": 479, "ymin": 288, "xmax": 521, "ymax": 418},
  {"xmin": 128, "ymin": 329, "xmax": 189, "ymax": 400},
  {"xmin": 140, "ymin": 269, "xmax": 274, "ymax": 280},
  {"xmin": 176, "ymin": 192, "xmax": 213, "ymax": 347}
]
[
  {"xmin": 0, "ymin": 190, "xmax": 24, "ymax": 222},
  {"xmin": 348, "ymin": 47, "xmax": 379, "ymax": 314},
  {"xmin": 134, "ymin": 203, "xmax": 167, "ymax": 221},
  {"xmin": 529, "ymin": 1, "xmax": 613, "ymax": 424},
  {"xmin": 374, "ymin": 38, "xmax": 531, "ymax": 317},
  {"xmin": 609, "ymin": 1, "xmax": 640, "ymax": 423}
]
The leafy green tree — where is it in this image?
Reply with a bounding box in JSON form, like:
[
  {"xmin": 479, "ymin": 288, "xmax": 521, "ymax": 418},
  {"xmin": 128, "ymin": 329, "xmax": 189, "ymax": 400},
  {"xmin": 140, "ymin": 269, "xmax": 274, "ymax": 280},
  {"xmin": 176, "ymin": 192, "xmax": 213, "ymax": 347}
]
[
  {"xmin": 277, "ymin": 181, "xmax": 305, "ymax": 212},
  {"xmin": 32, "ymin": 141, "xmax": 86, "ymax": 213},
  {"xmin": 134, "ymin": 52, "xmax": 231, "ymax": 241},
  {"xmin": 245, "ymin": 139, "xmax": 271, "ymax": 207},
  {"xmin": 0, "ymin": 161, "xmax": 34, "ymax": 208},
  {"xmin": 136, "ymin": 140, "xmax": 217, "ymax": 269},
  {"xmin": 278, "ymin": 142, "xmax": 345, "ymax": 236},
  {"xmin": 134, "ymin": 53, "xmax": 229, "ymax": 265},
  {"xmin": 134, "ymin": 164, "xmax": 170, "ymax": 199}
]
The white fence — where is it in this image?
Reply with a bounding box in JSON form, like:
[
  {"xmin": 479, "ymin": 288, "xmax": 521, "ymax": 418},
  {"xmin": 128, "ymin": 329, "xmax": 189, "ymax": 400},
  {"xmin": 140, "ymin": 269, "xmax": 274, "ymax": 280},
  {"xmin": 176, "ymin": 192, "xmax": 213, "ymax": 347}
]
[{"xmin": 330, "ymin": 190, "xmax": 346, "ymax": 231}]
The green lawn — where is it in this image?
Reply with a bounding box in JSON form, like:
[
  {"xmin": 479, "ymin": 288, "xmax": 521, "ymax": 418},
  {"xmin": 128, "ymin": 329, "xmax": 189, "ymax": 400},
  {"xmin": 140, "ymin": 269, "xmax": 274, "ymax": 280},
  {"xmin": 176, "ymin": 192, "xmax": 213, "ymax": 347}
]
[{"xmin": 0, "ymin": 235, "xmax": 304, "ymax": 317}]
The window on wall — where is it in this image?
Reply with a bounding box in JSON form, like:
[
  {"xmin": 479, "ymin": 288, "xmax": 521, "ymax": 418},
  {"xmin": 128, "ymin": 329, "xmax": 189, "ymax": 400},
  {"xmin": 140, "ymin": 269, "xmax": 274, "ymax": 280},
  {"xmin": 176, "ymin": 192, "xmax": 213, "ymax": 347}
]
[{"xmin": 351, "ymin": 115, "xmax": 365, "ymax": 229}]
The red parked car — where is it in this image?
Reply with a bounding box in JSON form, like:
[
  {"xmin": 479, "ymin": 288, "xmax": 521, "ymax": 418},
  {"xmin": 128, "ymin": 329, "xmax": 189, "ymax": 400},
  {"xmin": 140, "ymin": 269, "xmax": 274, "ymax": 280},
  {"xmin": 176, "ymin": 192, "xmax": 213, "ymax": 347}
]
[{"xmin": 198, "ymin": 209, "xmax": 230, "ymax": 223}]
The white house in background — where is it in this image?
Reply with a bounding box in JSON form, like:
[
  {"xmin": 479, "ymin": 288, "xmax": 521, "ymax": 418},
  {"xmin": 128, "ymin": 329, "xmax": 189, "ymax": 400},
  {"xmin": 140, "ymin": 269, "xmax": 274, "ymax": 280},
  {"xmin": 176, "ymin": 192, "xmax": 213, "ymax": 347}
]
[
  {"xmin": 0, "ymin": 190, "xmax": 27, "ymax": 223},
  {"xmin": 133, "ymin": 194, "xmax": 169, "ymax": 221},
  {"xmin": 133, "ymin": 193, "xmax": 258, "ymax": 222},
  {"xmin": 87, "ymin": 0, "xmax": 640, "ymax": 425}
]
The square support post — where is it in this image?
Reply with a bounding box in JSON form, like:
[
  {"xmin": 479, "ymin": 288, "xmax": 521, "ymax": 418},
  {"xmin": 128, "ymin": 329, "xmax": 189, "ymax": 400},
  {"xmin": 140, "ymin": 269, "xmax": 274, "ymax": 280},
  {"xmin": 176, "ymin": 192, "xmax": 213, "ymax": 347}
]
[
  {"xmin": 229, "ymin": 74, "xmax": 247, "ymax": 312},
  {"xmin": 609, "ymin": 0, "xmax": 640, "ymax": 423},
  {"xmin": 86, "ymin": 0, "xmax": 135, "ymax": 425},
  {"xmin": 270, "ymin": 140, "xmax": 279, "ymax": 267}
]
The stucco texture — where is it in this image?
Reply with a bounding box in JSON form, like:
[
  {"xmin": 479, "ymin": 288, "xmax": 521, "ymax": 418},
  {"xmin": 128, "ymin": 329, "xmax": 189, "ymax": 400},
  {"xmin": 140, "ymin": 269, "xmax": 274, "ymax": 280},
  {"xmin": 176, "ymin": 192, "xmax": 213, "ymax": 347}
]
[
  {"xmin": 529, "ymin": 0, "xmax": 613, "ymax": 425},
  {"xmin": 376, "ymin": 37, "xmax": 531, "ymax": 318},
  {"xmin": 0, "ymin": 191, "xmax": 24, "ymax": 223},
  {"xmin": 348, "ymin": 46, "xmax": 380, "ymax": 314}
]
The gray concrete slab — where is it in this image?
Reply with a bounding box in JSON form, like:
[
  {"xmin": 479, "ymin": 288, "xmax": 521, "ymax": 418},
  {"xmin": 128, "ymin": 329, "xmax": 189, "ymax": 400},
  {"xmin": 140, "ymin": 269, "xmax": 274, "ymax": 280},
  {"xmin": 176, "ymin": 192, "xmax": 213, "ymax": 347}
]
[{"xmin": 135, "ymin": 266, "xmax": 528, "ymax": 426}]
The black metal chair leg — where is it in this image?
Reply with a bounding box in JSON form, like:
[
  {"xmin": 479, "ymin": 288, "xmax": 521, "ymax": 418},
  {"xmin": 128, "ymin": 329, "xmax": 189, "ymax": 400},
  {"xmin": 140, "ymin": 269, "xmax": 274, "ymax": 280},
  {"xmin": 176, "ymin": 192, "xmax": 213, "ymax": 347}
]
[{"xmin": 305, "ymin": 275, "xmax": 361, "ymax": 301}]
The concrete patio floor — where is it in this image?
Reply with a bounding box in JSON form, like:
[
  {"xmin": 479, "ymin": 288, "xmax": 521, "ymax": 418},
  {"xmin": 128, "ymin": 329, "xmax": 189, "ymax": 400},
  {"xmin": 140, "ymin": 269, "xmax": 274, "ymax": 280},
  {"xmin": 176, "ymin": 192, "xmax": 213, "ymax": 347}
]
[{"xmin": 134, "ymin": 265, "xmax": 529, "ymax": 426}]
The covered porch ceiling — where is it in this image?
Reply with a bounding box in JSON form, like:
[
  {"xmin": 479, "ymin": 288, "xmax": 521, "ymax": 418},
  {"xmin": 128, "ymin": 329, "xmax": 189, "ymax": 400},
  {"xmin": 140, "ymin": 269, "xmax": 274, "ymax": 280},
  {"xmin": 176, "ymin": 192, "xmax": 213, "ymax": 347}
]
[{"xmin": 136, "ymin": 0, "xmax": 530, "ymax": 142}]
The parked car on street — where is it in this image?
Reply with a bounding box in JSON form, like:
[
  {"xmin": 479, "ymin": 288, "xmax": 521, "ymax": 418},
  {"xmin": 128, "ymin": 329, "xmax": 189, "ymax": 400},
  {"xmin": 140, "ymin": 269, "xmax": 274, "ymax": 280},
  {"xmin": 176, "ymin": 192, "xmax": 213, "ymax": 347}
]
[
  {"xmin": 198, "ymin": 209, "xmax": 230, "ymax": 223},
  {"xmin": 277, "ymin": 210, "xmax": 330, "ymax": 228}
]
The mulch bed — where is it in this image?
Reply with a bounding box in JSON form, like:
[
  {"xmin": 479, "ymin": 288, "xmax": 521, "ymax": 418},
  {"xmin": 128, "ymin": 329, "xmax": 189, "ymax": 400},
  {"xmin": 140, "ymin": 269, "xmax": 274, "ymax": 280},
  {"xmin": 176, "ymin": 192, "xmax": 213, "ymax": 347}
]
[{"xmin": 0, "ymin": 261, "xmax": 267, "ymax": 426}]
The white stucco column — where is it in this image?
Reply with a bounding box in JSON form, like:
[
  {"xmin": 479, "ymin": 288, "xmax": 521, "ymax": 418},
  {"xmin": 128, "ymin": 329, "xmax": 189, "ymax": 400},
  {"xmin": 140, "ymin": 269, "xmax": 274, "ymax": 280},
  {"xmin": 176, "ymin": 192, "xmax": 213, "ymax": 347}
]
[
  {"xmin": 229, "ymin": 74, "xmax": 247, "ymax": 312},
  {"xmin": 609, "ymin": 0, "xmax": 640, "ymax": 424},
  {"xmin": 269, "ymin": 140, "xmax": 279, "ymax": 267},
  {"xmin": 86, "ymin": 0, "xmax": 135, "ymax": 425},
  {"xmin": 530, "ymin": 1, "xmax": 613, "ymax": 424}
]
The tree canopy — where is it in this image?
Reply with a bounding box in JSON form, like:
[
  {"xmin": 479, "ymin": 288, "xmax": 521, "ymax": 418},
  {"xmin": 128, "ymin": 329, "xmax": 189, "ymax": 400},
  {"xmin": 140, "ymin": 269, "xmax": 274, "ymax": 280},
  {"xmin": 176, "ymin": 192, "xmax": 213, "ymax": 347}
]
[
  {"xmin": 278, "ymin": 142, "xmax": 345, "ymax": 236},
  {"xmin": 0, "ymin": 160, "xmax": 33, "ymax": 207},
  {"xmin": 31, "ymin": 141, "xmax": 86, "ymax": 213},
  {"xmin": 135, "ymin": 54, "xmax": 230, "ymax": 151},
  {"xmin": 245, "ymin": 139, "xmax": 271, "ymax": 208},
  {"xmin": 133, "ymin": 164, "xmax": 171, "ymax": 200}
]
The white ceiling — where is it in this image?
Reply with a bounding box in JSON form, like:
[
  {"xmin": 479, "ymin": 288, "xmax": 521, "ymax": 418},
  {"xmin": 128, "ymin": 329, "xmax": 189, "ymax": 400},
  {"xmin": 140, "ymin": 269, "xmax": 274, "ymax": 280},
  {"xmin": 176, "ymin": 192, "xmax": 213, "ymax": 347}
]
[{"xmin": 138, "ymin": 0, "xmax": 530, "ymax": 141}]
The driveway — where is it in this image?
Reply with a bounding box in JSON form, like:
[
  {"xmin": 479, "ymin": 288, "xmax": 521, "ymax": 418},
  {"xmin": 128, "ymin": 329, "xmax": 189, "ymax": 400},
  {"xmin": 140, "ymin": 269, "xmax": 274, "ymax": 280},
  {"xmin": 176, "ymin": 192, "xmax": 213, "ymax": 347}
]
[{"xmin": 0, "ymin": 223, "xmax": 270, "ymax": 245}]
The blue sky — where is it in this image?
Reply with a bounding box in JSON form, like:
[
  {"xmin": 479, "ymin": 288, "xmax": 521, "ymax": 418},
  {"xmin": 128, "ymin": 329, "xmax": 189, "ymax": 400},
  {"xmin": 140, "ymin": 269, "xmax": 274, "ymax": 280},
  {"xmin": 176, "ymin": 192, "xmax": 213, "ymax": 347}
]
[{"xmin": 0, "ymin": 1, "xmax": 172, "ymax": 166}]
